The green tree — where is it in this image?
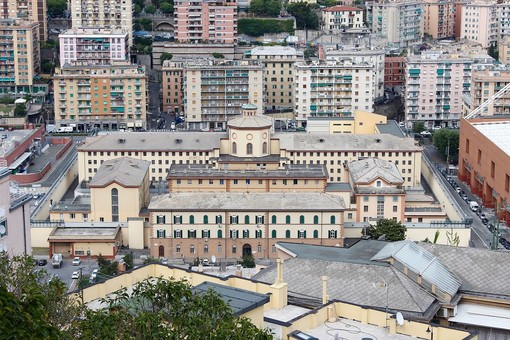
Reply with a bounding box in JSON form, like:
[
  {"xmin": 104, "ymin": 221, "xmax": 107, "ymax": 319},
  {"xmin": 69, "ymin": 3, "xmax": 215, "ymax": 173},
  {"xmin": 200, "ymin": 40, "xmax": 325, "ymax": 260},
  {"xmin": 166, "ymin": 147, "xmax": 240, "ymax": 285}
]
[
  {"xmin": 432, "ymin": 129, "xmax": 459, "ymax": 163},
  {"xmin": 249, "ymin": 0, "xmax": 281, "ymax": 17},
  {"xmin": 286, "ymin": 2, "xmax": 319, "ymax": 30},
  {"xmin": 14, "ymin": 103, "xmax": 26, "ymax": 117},
  {"xmin": 124, "ymin": 252, "xmax": 134, "ymax": 270},
  {"xmin": 145, "ymin": 4, "xmax": 157, "ymax": 14},
  {"xmin": 77, "ymin": 277, "xmax": 273, "ymax": 339},
  {"xmin": 212, "ymin": 52, "xmax": 225, "ymax": 59},
  {"xmin": 412, "ymin": 121, "xmax": 426, "ymax": 134},
  {"xmin": 160, "ymin": 1, "xmax": 174, "ymax": 14},
  {"xmin": 160, "ymin": 52, "xmax": 173, "ymax": 63},
  {"xmin": 318, "ymin": 0, "xmax": 338, "ymax": 7},
  {"xmin": 366, "ymin": 219, "xmax": 407, "ymax": 241},
  {"xmin": 47, "ymin": 0, "xmax": 67, "ymax": 18},
  {"xmin": 97, "ymin": 253, "xmax": 119, "ymax": 277},
  {"xmin": 133, "ymin": 3, "xmax": 142, "ymax": 16},
  {"xmin": 241, "ymin": 254, "xmax": 256, "ymax": 268}
]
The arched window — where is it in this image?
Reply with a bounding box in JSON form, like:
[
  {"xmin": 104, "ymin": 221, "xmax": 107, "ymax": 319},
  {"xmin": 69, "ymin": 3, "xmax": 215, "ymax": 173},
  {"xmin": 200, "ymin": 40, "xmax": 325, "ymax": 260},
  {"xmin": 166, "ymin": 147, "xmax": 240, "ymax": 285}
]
[
  {"xmin": 190, "ymin": 244, "xmax": 195, "ymax": 253},
  {"xmin": 262, "ymin": 142, "xmax": 267, "ymax": 154},
  {"xmin": 232, "ymin": 142, "xmax": 237, "ymax": 154},
  {"xmin": 286, "ymin": 215, "xmax": 291, "ymax": 224},
  {"xmin": 257, "ymin": 244, "xmax": 262, "ymax": 253},
  {"xmin": 245, "ymin": 215, "xmax": 250, "ymax": 224},
  {"xmin": 271, "ymin": 215, "xmax": 277, "ymax": 224},
  {"xmin": 285, "ymin": 230, "xmax": 291, "ymax": 238},
  {"xmin": 246, "ymin": 143, "xmax": 253, "ymax": 155},
  {"xmin": 313, "ymin": 230, "xmax": 319, "ymax": 238},
  {"xmin": 272, "ymin": 230, "xmax": 277, "ymax": 238},
  {"xmin": 217, "ymin": 243, "xmax": 222, "ymax": 253},
  {"xmin": 203, "ymin": 215, "xmax": 209, "ymax": 224},
  {"xmin": 176, "ymin": 244, "xmax": 181, "ymax": 253},
  {"xmin": 300, "ymin": 215, "xmax": 305, "ymax": 224},
  {"xmin": 313, "ymin": 215, "xmax": 319, "ymax": 224},
  {"xmin": 111, "ymin": 188, "xmax": 119, "ymax": 222},
  {"xmin": 330, "ymin": 215, "xmax": 335, "ymax": 224},
  {"xmin": 189, "ymin": 215, "xmax": 194, "ymax": 224},
  {"xmin": 232, "ymin": 245, "xmax": 237, "ymax": 254},
  {"xmin": 203, "ymin": 245, "xmax": 208, "ymax": 253},
  {"xmin": 217, "ymin": 229, "xmax": 223, "ymax": 238}
]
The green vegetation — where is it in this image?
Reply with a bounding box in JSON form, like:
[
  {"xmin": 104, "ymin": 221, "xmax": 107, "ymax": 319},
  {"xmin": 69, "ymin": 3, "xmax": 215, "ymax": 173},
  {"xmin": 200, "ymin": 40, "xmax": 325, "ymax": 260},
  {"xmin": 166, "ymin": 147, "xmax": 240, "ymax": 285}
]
[
  {"xmin": 304, "ymin": 46, "xmax": 318, "ymax": 59},
  {"xmin": 160, "ymin": 52, "xmax": 173, "ymax": 63},
  {"xmin": 160, "ymin": 2, "xmax": 174, "ymax": 14},
  {"xmin": 132, "ymin": 36, "xmax": 153, "ymax": 54},
  {"xmin": 412, "ymin": 121, "xmax": 426, "ymax": 134},
  {"xmin": 212, "ymin": 52, "xmax": 225, "ymax": 59},
  {"xmin": 14, "ymin": 103, "xmax": 26, "ymax": 117},
  {"xmin": 47, "ymin": 0, "xmax": 67, "ymax": 18},
  {"xmin": 0, "ymin": 96, "xmax": 15, "ymax": 105},
  {"xmin": 134, "ymin": 18, "xmax": 153, "ymax": 31},
  {"xmin": 249, "ymin": 0, "xmax": 281, "ymax": 17},
  {"xmin": 286, "ymin": 2, "xmax": 319, "ymax": 30},
  {"xmin": 0, "ymin": 104, "xmax": 12, "ymax": 114},
  {"xmin": 97, "ymin": 253, "xmax": 119, "ymax": 277},
  {"xmin": 366, "ymin": 218, "xmax": 407, "ymax": 241},
  {"xmin": 238, "ymin": 18, "xmax": 294, "ymax": 37},
  {"xmin": 241, "ymin": 254, "xmax": 256, "ymax": 268},
  {"xmin": 145, "ymin": 4, "xmax": 157, "ymax": 14},
  {"xmin": 432, "ymin": 129, "xmax": 459, "ymax": 163}
]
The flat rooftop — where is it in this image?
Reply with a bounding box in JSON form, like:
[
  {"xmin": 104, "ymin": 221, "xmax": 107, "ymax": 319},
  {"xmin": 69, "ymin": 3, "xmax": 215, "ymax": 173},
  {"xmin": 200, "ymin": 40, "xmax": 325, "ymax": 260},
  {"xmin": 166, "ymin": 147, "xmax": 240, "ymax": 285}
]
[
  {"xmin": 0, "ymin": 128, "xmax": 37, "ymax": 158},
  {"xmin": 149, "ymin": 192, "xmax": 346, "ymax": 211},
  {"xmin": 48, "ymin": 227, "xmax": 120, "ymax": 240},
  {"xmin": 472, "ymin": 121, "xmax": 510, "ymax": 157}
]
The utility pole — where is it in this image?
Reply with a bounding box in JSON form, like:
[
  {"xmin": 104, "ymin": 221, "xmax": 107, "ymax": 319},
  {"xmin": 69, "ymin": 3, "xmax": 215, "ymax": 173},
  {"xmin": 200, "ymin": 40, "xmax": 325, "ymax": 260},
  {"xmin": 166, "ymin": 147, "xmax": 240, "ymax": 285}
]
[
  {"xmin": 493, "ymin": 199, "xmax": 500, "ymax": 251},
  {"xmin": 446, "ymin": 137, "xmax": 450, "ymax": 166},
  {"xmin": 79, "ymin": 266, "xmax": 84, "ymax": 304}
]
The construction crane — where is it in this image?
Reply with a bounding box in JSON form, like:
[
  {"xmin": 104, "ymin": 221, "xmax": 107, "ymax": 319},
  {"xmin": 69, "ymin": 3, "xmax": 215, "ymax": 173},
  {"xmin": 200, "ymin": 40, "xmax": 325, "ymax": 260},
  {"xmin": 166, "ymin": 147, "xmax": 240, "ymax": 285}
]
[{"xmin": 464, "ymin": 82, "xmax": 510, "ymax": 120}]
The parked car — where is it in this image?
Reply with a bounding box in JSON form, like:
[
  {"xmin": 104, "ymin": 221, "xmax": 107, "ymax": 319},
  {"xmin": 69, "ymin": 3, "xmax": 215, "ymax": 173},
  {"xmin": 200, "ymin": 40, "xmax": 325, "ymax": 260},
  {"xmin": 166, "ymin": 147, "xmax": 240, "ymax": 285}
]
[
  {"xmin": 202, "ymin": 259, "xmax": 209, "ymax": 266},
  {"xmin": 481, "ymin": 217, "xmax": 489, "ymax": 225},
  {"xmin": 160, "ymin": 258, "xmax": 168, "ymax": 265},
  {"xmin": 72, "ymin": 257, "xmax": 81, "ymax": 266},
  {"xmin": 89, "ymin": 269, "xmax": 99, "ymax": 283},
  {"xmin": 37, "ymin": 259, "xmax": 47, "ymax": 266},
  {"xmin": 456, "ymin": 187, "xmax": 461, "ymax": 193},
  {"xmin": 420, "ymin": 131, "xmax": 432, "ymax": 137},
  {"xmin": 71, "ymin": 271, "xmax": 80, "ymax": 280}
]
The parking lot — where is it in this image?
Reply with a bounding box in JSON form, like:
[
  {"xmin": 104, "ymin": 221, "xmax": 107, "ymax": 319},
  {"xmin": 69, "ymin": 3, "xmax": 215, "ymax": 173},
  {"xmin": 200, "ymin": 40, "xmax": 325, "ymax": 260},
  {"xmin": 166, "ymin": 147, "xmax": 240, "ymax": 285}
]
[{"xmin": 33, "ymin": 255, "xmax": 99, "ymax": 291}]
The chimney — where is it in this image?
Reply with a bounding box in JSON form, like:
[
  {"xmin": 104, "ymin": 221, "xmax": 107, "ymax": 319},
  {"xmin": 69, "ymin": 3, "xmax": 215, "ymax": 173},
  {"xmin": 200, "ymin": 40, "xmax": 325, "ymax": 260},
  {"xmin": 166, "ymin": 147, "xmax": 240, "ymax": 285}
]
[
  {"xmin": 318, "ymin": 44, "xmax": 326, "ymax": 61},
  {"xmin": 322, "ymin": 276, "xmax": 328, "ymax": 304},
  {"xmin": 276, "ymin": 258, "xmax": 284, "ymax": 285}
]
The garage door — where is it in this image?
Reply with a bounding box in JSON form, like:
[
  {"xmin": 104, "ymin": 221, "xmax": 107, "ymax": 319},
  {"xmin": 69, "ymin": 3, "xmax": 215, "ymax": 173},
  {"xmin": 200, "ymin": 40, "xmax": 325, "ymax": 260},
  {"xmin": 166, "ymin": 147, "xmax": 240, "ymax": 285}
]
[{"xmin": 53, "ymin": 243, "xmax": 71, "ymax": 257}]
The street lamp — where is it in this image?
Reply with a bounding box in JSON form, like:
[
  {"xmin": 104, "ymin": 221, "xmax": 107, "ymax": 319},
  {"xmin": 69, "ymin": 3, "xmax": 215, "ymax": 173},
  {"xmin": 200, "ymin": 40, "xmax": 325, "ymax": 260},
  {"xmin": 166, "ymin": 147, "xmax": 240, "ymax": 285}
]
[
  {"xmin": 426, "ymin": 326, "xmax": 434, "ymax": 340},
  {"xmin": 373, "ymin": 279, "xmax": 389, "ymax": 328}
]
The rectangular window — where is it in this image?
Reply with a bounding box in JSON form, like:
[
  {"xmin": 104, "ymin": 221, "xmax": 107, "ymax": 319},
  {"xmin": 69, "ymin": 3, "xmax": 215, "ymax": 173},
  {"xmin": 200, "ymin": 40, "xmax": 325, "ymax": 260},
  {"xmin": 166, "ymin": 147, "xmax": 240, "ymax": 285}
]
[
  {"xmin": 216, "ymin": 215, "xmax": 222, "ymax": 224},
  {"xmin": 363, "ymin": 206, "xmax": 368, "ymax": 212},
  {"xmin": 506, "ymin": 174, "xmax": 510, "ymax": 192},
  {"xmin": 230, "ymin": 215, "xmax": 238, "ymax": 224},
  {"xmin": 156, "ymin": 215, "xmax": 166, "ymax": 224},
  {"xmin": 157, "ymin": 229, "xmax": 166, "ymax": 238},
  {"xmin": 256, "ymin": 215, "xmax": 264, "ymax": 224},
  {"xmin": 220, "ymin": 179, "xmax": 224, "ymax": 185},
  {"xmin": 298, "ymin": 230, "xmax": 306, "ymax": 238},
  {"xmin": 393, "ymin": 206, "xmax": 398, "ymax": 212},
  {"xmin": 363, "ymin": 196, "xmax": 369, "ymax": 202},
  {"xmin": 491, "ymin": 161, "xmax": 495, "ymax": 178},
  {"xmin": 174, "ymin": 215, "xmax": 182, "ymax": 224},
  {"xmin": 466, "ymin": 139, "xmax": 470, "ymax": 154},
  {"xmin": 478, "ymin": 150, "xmax": 482, "ymax": 165},
  {"xmin": 174, "ymin": 230, "xmax": 182, "ymax": 238}
]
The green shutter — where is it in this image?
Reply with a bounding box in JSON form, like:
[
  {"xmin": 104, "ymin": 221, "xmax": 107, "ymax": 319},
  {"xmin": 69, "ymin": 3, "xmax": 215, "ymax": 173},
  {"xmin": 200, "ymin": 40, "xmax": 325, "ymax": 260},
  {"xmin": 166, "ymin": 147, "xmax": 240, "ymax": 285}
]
[
  {"xmin": 272, "ymin": 230, "xmax": 277, "ymax": 238},
  {"xmin": 313, "ymin": 230, "xmax": 318, "ymax": 238},
  {"xmin": 218, "ymin": 230, "xmax": 222, "ymax": 238}
]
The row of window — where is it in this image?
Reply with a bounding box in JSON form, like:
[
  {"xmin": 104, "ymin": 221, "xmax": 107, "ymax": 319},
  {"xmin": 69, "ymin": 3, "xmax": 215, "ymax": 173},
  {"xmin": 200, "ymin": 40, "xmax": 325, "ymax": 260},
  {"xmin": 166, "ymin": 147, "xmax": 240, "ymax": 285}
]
[
  {"xmin": 175, "ymin": 179, "xmax": 322, "ymax": 186},
  {"xmin": 156, "ymin": 229, "xmax": 339, "ymax": 239},
  {"xmin": 155, "ymin": 214, "xmax": 339, "ymax": 225}
]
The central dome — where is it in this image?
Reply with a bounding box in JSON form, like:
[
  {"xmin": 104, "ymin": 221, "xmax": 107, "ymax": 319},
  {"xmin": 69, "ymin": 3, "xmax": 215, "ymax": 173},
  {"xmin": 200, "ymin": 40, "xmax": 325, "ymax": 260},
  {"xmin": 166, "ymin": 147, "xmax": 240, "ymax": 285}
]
[{"xmin": 228, "ymin": 103, "xmax": 272, "ymax": 129}]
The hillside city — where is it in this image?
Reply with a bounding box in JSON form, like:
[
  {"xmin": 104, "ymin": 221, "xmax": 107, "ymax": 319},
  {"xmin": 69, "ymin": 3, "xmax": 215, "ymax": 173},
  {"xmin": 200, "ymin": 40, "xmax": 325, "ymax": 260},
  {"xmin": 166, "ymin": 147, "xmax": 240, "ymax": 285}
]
[{"xmin": 1, "ymin": 0, "xmax": 510, "ymax": 338}]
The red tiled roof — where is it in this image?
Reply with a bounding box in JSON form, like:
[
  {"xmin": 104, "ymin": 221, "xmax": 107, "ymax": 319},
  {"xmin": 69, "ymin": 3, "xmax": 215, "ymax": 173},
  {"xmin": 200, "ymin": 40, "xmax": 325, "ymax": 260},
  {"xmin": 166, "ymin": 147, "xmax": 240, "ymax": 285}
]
[{"xmin": 323, "ymin": 6, "xmax": 363, "ymax": 12}]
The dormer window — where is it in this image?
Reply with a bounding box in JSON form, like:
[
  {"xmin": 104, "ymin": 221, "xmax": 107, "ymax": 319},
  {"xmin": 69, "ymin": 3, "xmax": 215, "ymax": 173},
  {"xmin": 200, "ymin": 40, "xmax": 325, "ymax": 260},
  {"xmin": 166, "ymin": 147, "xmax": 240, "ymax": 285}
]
[{"xmin": 376, "ymin": 181, "xmax": 382, "ymax": 187}]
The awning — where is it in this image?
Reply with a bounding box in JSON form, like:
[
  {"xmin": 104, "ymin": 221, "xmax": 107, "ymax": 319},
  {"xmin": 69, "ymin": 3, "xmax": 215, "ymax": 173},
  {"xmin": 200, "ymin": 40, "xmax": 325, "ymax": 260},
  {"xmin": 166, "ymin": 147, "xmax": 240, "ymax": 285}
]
[
  {"xmin": 135, "ymin": 121, "xmax": 143, "ymax": 127},
  {"xmin": 127, "ymin": 122, "xmax": 135, "ymax": 127},
  {"xmin": 449, "ymin": 302, "xmax": 510, "ymax": 331},
  {"xmin": 9, "ymin": 152, "xmax": 32, "ymax": 170}
]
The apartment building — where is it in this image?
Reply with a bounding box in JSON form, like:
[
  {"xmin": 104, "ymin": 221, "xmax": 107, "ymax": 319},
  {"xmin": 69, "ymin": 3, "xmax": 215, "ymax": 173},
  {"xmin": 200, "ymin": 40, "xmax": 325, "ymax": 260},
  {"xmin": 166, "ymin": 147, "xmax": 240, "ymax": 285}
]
[
  {"xmin": 71, "ymin": 0, "xmax": 133, "ymax": 45},
  {"xmin": 161, "ymin": 59, "xmax": 185, "ymax": 115},
  {"xmin": 0, "ymin": 0, "xmax": 46, "ymax": 41},
  {"xmin": 460, "ymin": 0, "xmax": 497, "ymax": 48},
  {"xmin": 0, "ymin": 19, "xmax": 40, "ymax": 96},
  {"xmin": 183, "ymin": 60, "xmax": 264, "ymax": 131},
  {"xmin": 423, "ymin": 0, "xmax": 456, "ymax": 39},
  {"xmin": 405, "ymin": 51, "xmax": 472, "ymax": 129},
  {"xmin": 469, "ymin": 67, "xmax": 510, "ymax": 116},
  {"xmin": 325, "ymin": 47, "xmax": 385, "ymax": 100},
  {"xmin": 59, "ymin": 28, "xmax": 129, "ymax": 66},
  {"xmin": 245, "ymin": 46, "xmax": 300, "ymax": 111},
  {"xmin": 366, "ymin": 0, "xmax": 423, "ymax": 48},
  {"xmin": 499, "ymin": 36, "xmax": 510, "ymax": 64},
  {"xmin": 293, "ymin": 60, "xmax": 374, "ymax": 124},
  {"xmin": 321, "ymin": 6, "xmax": 364, "ymax": 31},
  {"xmin": 53, "ymin": 61, "xmax": 148, "ymax": 131},
  {"xmin": 499, "ymin": 2, "xmax": 510, "ymax": 42},
  {"xmin": 384, "ymin": 56, "xmax": 406, "ymax": 89},
  {"xmin": 174, "ymin": 0, "xmax": 237, "ymax": 44}
]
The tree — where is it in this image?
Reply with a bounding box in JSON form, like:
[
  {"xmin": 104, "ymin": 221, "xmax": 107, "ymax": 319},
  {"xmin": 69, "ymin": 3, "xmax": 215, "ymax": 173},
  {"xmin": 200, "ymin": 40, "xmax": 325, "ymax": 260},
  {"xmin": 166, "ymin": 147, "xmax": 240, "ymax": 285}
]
[
  {"xmin": 47, "ymin": 0, "xmax": 67, "ymax": 18},
  {"xmin": 14, "ymin": 103, "xmax": 26, "ymax": 117},
  {"xmin": 212, "ymin": 52, "xmax": 225, "ymax": 59},
  {"xmin": 133, "ymin": 3, "xmax": 142, "ymax": 16},
  {"xmin": 145, "ymin": 4, "xmax": 157, "ymax": 14},
  {"xmin": 286, "ymin": 2, "xmax": 319, "ymax": 30},
  {"xmin": 412, "ymin": 121, "xmax": 425, "ymax": 134},
  {"xmin": 366, "ymin": 219, "xmax": 407, "ymax": 241},
  {"xmin": 160, "ymin": 1, "xmax": 173, "ymax": 14},
  {"xmin": 249, "ymin": 0, "xmax": 281, "ymax": 17},
  {"xmin": 77, "ymin": 277, "xmax": 273, "ymax": 339},
  {"xmin": 318, "ymin": 0, "xmax": 338, "ymax": 7},
  {"xmin": 432, "ymin": 129, "xmax": 459, "ymax": 163},
  {"xmin": 97, "ymin": 253, "xmax": 119, "ymax": 277},
  {"xmin": 160, "ymin": 52, "xmax": 173, "ymax": 63},
  {"xmin": 241, "ymin": 254, "xmax": 255, "ymax": 268},
  {"xmin": 124, "ymin": 252, "xmax": 134, "ymax": 270}
]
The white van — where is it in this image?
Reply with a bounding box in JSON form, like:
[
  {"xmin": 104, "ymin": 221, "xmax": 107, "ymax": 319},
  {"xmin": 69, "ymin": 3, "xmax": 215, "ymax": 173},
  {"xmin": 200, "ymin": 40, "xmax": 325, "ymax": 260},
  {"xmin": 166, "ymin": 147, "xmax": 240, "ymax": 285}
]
[{"xmin": 469, "ymin": 201, "xmax": 479, "ymax": 212}]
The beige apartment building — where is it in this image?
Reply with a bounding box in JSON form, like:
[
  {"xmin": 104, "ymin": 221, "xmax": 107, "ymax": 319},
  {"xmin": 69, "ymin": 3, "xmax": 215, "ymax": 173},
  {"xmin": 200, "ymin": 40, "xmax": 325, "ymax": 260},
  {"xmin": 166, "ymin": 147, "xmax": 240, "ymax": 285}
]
[
  {"xmin": 321, "ymin": 5, "xmax": 364, "ymax": 31},
  {"xmin": 245, "ymin": 46, "xmax": 300, "ymax": 111},
  {"xmin": 71, "ymin": 0, "xmax": 133, "ymax": 45},
  {"xmin": 53, "ymin": 61, "xmax": 148, "ymax": 131},
  {"xmin": 423, "ymin": 0, "xmax": 456, "ymax": 39},
  {"xmin": 0, "ymin": 0, "xmax": 46, "ymax": 41},
  {"xmin": 469, "ymin": 67, "xmax": 510, "ymax": 116},
  {"xmin": 183, "ymin": 60, "xmax": 264, "ymax": 131},
  {"xmin": 0, "ymin": 19, "xmax": 40, "ymax": 96},
  {"xmin": 161, "ymin": 59, "xmax": 185, "ymax": 115},
  {"xmin": 460, "ymin": 0, "xmax": 498, "ymax": 48}
]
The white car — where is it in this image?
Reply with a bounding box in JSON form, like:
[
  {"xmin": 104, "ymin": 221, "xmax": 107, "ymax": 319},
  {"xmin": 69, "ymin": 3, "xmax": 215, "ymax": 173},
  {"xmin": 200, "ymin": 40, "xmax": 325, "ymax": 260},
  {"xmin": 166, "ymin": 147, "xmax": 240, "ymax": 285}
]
[
  {"xmin": 89, "ymin": 269, "xmax": 99, "ymax": 282},
  {"xmin": 72, "ymin": 257, "xmax": 81, "ymax": 266},
  {"xmin": 71, "ymin": 271, "xmax": 80, "ymax": 280},
  {"xmin": 420, "ymin": 131, "xmax": 432, "ymax": 137}
]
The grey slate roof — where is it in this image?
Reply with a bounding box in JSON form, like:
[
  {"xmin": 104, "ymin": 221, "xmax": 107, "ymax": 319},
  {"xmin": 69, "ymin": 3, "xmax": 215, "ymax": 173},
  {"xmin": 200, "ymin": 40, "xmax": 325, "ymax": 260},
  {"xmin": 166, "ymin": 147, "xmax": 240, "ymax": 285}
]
[
  {"xmin": 348, "ymin": 158, "xmax": 404, "ymax": 184},
  {"xmin": 325, "ymin": 182, "xmax": 352, "ymax": 191},
  {"xmin": 192, "ymin": 281, "xmax": 269, "ymax": 315},
  {"xmin": 228, "ymin": 113, "xmax": 272, "ymax": 129},
  {"xmin": 89, "ymin": 157, "xmax": 150, "ymax": 187},
  {"xmin": 420, "ymin": 243, "xmax": 510, "ymax": 300},
  {"xmin": 376, "ymin": 121, "xmax": 405, "ymax": 138},
  {"xmin": 149, "ymin": 192, "xmax": 346, "ymax": 211}
]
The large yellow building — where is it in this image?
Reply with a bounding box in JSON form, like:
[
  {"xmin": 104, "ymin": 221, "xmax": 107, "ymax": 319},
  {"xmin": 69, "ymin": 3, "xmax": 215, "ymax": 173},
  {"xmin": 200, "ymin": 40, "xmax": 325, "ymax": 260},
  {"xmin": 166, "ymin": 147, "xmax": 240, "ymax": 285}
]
[{"xmin": 53, "ymin": 61, "xmax": 148, "ymax": 132}]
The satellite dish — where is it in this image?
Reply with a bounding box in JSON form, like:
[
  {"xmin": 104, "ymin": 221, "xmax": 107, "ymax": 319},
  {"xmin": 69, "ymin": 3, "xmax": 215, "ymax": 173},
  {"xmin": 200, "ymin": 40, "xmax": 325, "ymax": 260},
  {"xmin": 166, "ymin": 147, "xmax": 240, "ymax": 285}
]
[
  {"xmin": 396, "ymin": 312, "xmax": 405, "ymax": 326},
  {"xmin": 211, "ymin": 255, "xmax": 216, "ymax": 264}
]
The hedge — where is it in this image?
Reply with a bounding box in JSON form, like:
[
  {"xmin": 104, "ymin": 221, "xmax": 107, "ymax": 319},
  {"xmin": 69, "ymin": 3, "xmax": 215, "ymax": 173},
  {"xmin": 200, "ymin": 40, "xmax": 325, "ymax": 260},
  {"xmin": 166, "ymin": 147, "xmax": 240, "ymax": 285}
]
[{"xmin": 238, "ymin": 18, "xmax": 294, "ymax": 37}]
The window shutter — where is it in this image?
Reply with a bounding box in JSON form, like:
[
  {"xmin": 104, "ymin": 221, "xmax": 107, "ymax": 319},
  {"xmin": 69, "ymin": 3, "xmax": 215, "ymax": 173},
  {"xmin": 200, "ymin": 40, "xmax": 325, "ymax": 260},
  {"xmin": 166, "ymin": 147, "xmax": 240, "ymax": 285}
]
[
  {"xmin": 173, "ymin": 230, "xmax": 177, "ymax": 238},
  {"xmin": 230, "ymin": 215, "xmax": 232, "ymax": 224},
  {"xmin": 187, "ymin": 230, "xmax": 190, "ymax": 238},
  {"xmin": 201, "ymin": 230, "xmax": 204, "ymax": 238},
  {"xmin": 304, "ymin": 230, "xmax": 307, "ymax": 238}
]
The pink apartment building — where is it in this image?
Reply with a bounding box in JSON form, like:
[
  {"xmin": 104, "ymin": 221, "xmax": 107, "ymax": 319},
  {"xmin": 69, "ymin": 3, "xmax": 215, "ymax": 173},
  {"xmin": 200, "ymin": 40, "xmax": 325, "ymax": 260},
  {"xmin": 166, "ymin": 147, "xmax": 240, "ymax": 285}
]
[
  {"xmin": 174, "ymin": 0, "xmax": 237, "ymax": 44},
  {"xmin": 423, "ymin": 0, "xmax": 457, "ymax": 39}
]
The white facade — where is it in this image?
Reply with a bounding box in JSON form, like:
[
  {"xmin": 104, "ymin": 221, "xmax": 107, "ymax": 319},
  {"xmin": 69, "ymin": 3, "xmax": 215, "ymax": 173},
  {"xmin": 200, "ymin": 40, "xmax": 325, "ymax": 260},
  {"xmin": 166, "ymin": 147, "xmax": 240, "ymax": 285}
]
[
  {"xmin": 325, "ymin": 47, "xmax": 385, "ymax": 100},
  {"xmin": 460, "ymin": 1, "xmax": 498, "ymax": 48},
  {"xmin": 59, "ymin": 29, "xmax": 129, "ymax": 66},
  {"xmin": 321, "ymin": 6, "xmax": 364, "ymax": 31},
  {"xmin": 294, "ymin": 60, "xmax": 374, "ymax": 124},
  {"xmin": 366, "ymin": 0, "xmax": 424, "ymax": 48}
]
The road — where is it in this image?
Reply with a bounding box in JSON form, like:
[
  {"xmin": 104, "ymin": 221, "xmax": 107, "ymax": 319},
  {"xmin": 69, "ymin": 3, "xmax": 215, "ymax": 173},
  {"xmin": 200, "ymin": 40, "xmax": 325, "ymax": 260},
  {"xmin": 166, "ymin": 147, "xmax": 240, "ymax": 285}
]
[{"xmin": 34, "ymin": 256, "xmax": 98, "ymax": 292}]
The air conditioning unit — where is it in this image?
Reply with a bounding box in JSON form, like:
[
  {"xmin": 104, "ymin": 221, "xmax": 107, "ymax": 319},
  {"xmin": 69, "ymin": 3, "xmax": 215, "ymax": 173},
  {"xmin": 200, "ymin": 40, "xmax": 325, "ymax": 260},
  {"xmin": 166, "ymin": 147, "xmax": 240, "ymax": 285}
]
[{"xmin": 436, "ymin": 308, "xmax": 448, "ymax": 318}]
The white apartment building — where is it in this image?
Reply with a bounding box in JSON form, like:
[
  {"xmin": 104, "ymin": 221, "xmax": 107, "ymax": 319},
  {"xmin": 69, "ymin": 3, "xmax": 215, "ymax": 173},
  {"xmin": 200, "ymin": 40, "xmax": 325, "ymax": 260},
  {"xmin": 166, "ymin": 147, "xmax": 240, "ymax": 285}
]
[
  {"xmin": 498, "ymin": 2, "xmax": 510, "ymax": 46},
  {"xmin": 405, "ymin": 51, "xmax": 472, "ymax": 129},
  {"xmin": 71, "ymin": 0, "xmax": 133, "ymax": 46},
  {"xmin": 460, "ymin": 0, "xmax": 497, "ymax": 48},
  {"xmin": 366, "ymin": 0, "xmax": 423, "ymax": 48},
  {"xmin": 294, "ymin": 60, "xmax": 374, "ymax": 125},
  {"xmin": 59, "ymin": 28, "xmax": 129, "ymax": 66},
  {"xmin": 245, "ymin": 46, "xmax": 301, "ymax": 111},
  {"xmin": 321, "ymin": 5, "xmax": 364, "ymax": 31},
  {"xmin": 183, "ymin": 60, "xmax": 264, "ymax": 130},
  {"xmin": 324, "ymin": 47, "xmax": 385, "ymax": 101},
  {"xmin": 470, "ymin": 66, "xmax": 510, "ymax": 116}
]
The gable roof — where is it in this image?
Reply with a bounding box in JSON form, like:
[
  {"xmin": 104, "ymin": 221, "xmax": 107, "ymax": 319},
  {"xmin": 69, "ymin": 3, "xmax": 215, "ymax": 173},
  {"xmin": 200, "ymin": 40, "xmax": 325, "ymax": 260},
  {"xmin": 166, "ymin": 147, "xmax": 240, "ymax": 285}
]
[
  {"xmin": 89, "ymin": 157, "xmax": 150, "ymax": 188},
  {"xmin": 323, "ymin": 6, "xmax": 362, "ymax": 12},
  {"xmin": 348, "ymin": 158, "xmax": 404, "ymax": 184}
]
